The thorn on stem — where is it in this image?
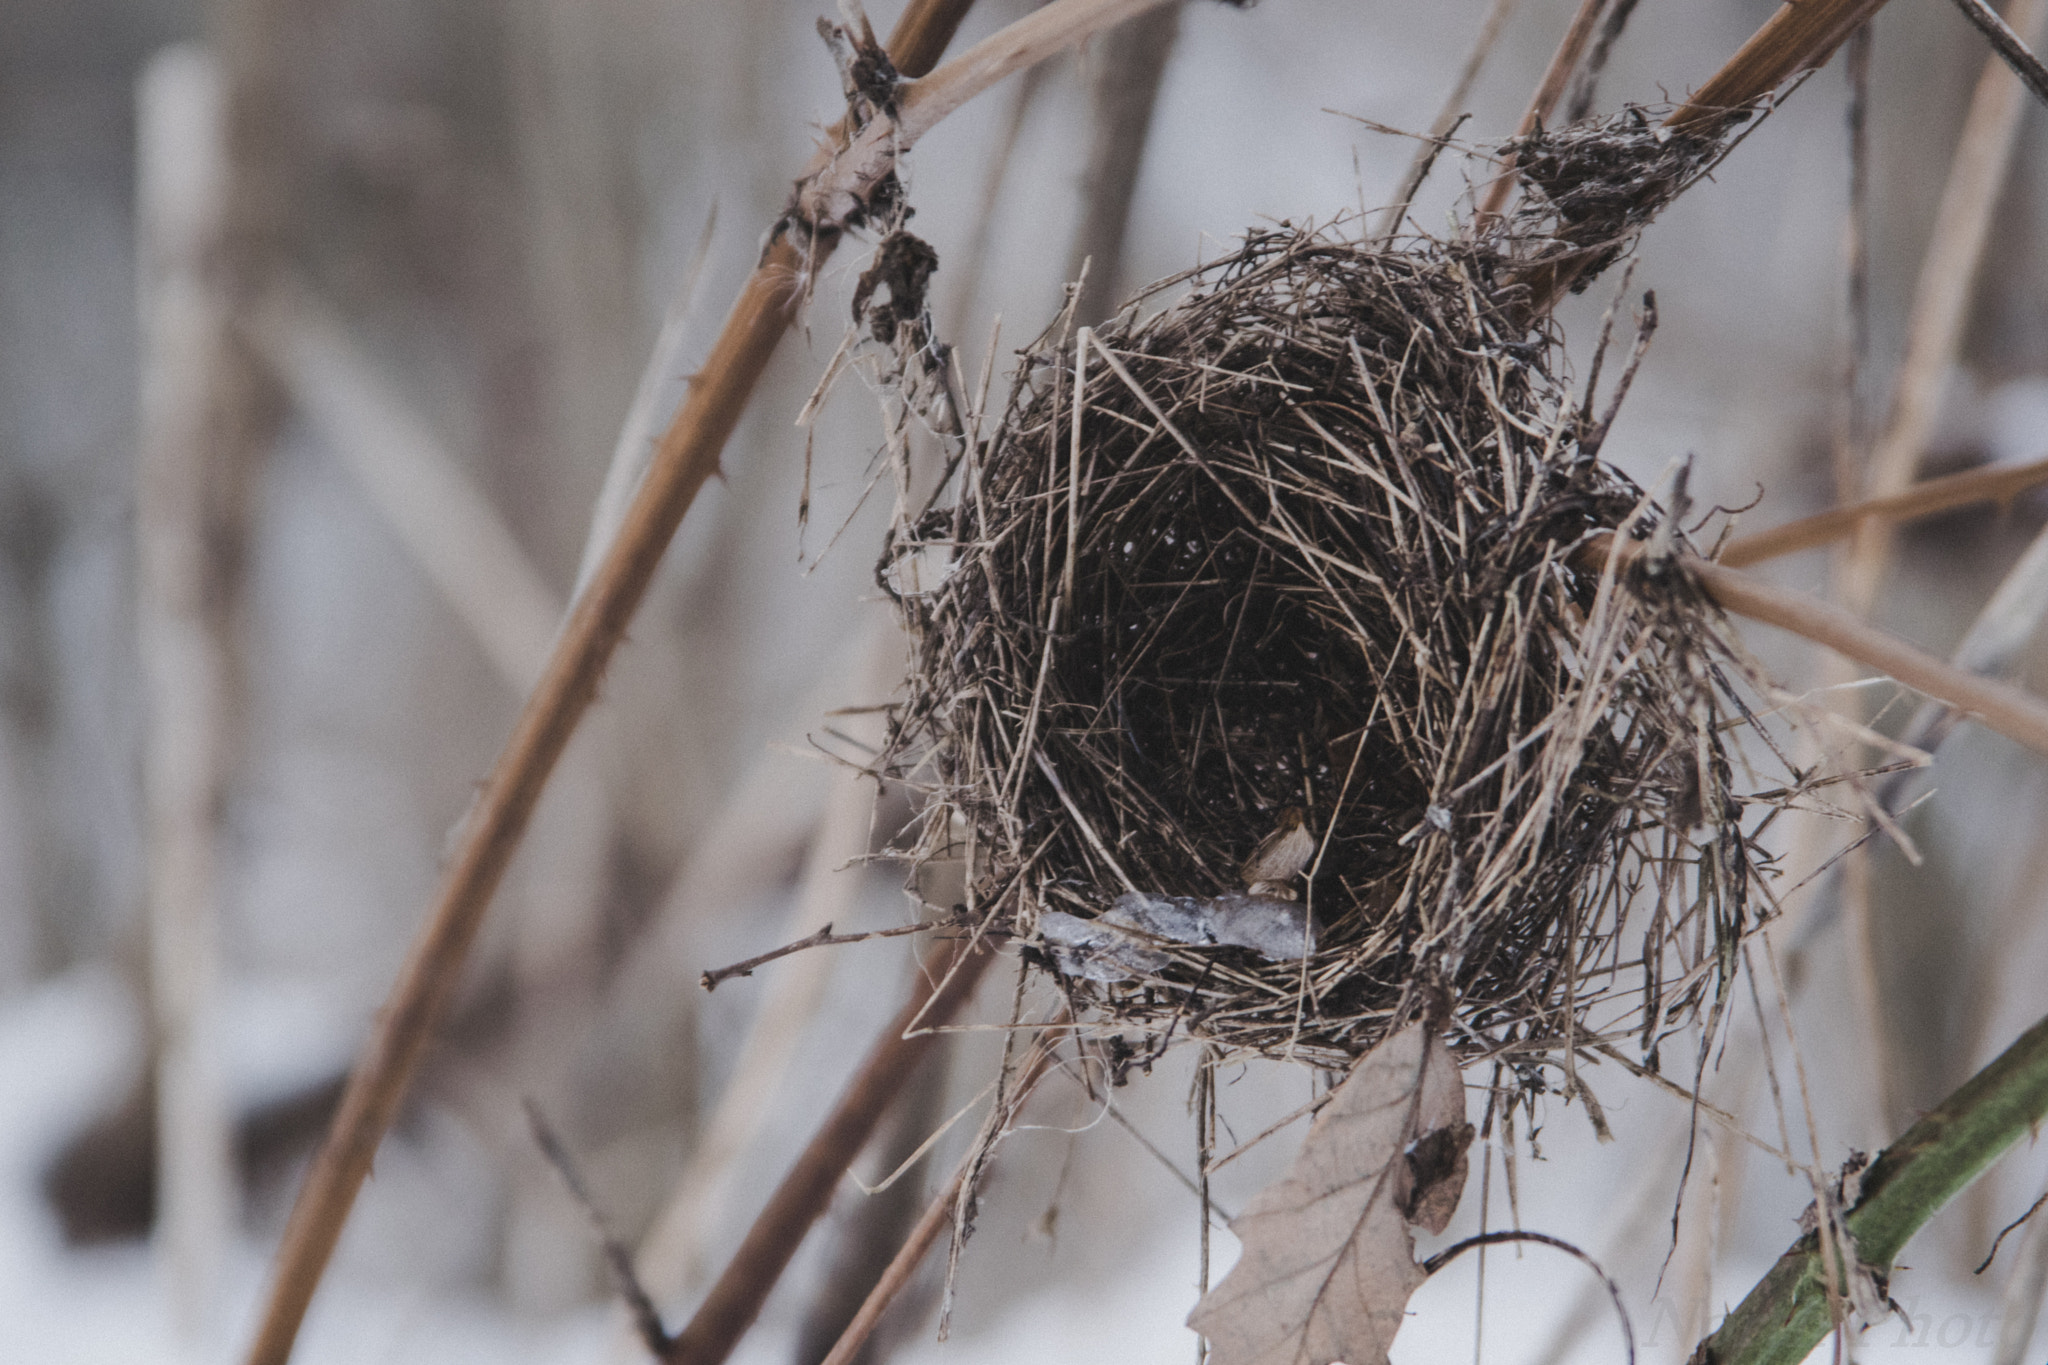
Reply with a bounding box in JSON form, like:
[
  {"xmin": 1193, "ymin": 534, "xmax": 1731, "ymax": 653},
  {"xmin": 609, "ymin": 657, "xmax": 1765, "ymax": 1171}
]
[{"xmin": 524, "ymin": 1099, "xmax": 675, "ymax": 1359}]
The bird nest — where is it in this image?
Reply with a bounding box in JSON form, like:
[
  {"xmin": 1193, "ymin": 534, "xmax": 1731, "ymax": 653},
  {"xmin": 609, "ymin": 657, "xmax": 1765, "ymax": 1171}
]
[{"xmin": 873, "ymin": 116, "xmax": 1771, "ymax": 1072}]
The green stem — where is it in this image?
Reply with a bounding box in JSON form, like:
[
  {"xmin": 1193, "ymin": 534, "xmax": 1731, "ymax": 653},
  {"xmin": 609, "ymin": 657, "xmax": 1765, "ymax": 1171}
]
[{"xmin": 1694, "ymin": 1011, "xmax": 2048, "ymax": 1365}]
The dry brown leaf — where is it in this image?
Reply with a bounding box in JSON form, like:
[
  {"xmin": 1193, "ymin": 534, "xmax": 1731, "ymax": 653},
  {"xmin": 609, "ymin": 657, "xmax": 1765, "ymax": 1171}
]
[{"xmin": 1188, "ymin": 1022, "xmax": 1471, "ymax": 1365}]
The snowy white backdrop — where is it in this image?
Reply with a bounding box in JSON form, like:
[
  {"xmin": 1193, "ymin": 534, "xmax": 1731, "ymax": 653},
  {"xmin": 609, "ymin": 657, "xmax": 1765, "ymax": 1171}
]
[{"xmin": 2, "ymin": 0, "xmax": 2048, "ymax": 1360}]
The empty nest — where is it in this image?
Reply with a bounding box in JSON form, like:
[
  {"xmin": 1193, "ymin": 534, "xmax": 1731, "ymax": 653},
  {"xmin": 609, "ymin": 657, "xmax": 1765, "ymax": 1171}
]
[{"xmin": 875, "ymin": 112, "xmax": 1771, "ymax": 1072}]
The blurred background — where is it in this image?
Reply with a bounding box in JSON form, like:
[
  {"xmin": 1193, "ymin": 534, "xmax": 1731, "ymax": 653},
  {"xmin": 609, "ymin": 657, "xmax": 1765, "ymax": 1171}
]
[{"xmin": 3, "ymin": 0, "xmax": 2048, "ymax": 1360}]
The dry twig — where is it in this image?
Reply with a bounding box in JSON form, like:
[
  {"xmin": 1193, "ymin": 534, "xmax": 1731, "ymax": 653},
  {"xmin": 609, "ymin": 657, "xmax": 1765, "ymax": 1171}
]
[{"xmin": 699, "ymin": 921, "xmax": 951, "ymax": 992}]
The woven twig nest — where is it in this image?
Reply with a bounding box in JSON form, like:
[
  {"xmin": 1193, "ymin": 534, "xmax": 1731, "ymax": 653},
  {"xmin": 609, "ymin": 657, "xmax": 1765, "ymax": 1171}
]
[{"xmin": 877, "ymin": 118, "xmax": 1765, "ymax": 1071}]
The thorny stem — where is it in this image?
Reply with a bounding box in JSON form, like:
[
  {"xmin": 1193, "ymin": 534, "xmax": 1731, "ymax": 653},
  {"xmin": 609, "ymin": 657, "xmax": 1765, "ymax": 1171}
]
[
  {"xmin": 1691, "ymin": 1011, "xmax": 2048, "ymax": 1365},
  {"xmin": 238, "ymin": 3, "xmax": 987, "ymax": 1361}
]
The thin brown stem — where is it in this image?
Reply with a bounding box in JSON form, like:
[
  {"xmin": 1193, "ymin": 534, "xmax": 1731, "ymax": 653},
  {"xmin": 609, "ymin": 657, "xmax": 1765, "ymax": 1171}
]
[
  {"xmin": 1064, "ymin": 2, "xmax": 1181, "ymax": 325},
  {"xmin": 664, "ymin": 934, "xmax": 995, "ymax": 1365},
  {"xmin": 239, "ymin": 2, "xmax": 984, "ymax": 1359},
  {"xmin": 1718, "ymin": 454, "xmax": 2048, "ymax": 567},
  {"xmin": 137, "ymin": 46, "xmax": 264, "ymax": 1329},
  {"xmin": 816, "ymin": 1018, "xmax": 1066, "ymax": 1365},
  {"xmin": 526, "ymin": 1100, "xmax": 676, "ymax": 1359},
  {"xmin": 699, "ymin": 921, "xmax": 952, "ymax": 992}
]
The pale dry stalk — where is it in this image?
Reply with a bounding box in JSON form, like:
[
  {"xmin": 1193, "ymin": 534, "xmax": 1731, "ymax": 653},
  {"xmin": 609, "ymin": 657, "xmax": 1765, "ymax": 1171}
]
[
  {"xmin": 1378, "ymin": 0, "xmax": 1521, "ymax": 239},
  {"xmin": 574, "ymin": 205, "xmax": 721, "ymax": 601},
  {"xmin": 1474, "ymin": 0, "xmax": 1608, "ymax": 222},
  {"xmin": 239, "ymin": 151, "xmax": 805, "ymax": 1365},
  {"xmin": 1064, "ymin": 3, "xmax": 1181, "ymax": 325},
  {"xmin": 244, "ymin": 283, "xmax": 563, "ymax": 690},
  {"xmin": 1946, "ymin": 0, "xmax": 2048, "ymax": 114},
  {"xmin": 135, "ymin": 44, "xmax": 257, "ymax": 1334},
  {"xmin": 253, "ymin": 278, "xmax": 625, "ymax": 1104},
  {"xmin": 1825, "ymin": 0, "xmax": 2045, "ymax": 1136}
]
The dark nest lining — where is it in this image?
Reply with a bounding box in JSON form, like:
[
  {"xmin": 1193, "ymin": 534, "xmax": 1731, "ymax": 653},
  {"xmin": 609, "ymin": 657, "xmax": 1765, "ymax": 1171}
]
[{"xmin": 875, "ymin": 115, "xmax": 1770, "ymax": 1071}]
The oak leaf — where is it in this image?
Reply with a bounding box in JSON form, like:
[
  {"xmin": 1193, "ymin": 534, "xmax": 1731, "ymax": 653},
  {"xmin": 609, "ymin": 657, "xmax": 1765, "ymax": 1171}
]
[{"xmin": 1188, "ymin": 1022, "xmax": 1470, "ymax": 1365}]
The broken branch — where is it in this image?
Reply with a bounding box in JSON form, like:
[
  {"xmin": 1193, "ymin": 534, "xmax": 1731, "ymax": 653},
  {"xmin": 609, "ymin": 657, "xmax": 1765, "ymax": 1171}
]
[{"xmin": 699, "ymin": 920, "xmax": 955, "ymax": 992}]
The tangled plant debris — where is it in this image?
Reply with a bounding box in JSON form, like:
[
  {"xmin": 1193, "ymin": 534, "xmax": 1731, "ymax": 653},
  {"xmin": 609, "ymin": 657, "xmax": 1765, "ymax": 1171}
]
[
  {"xmin": 859, "ymin": 108, "xmax": 1800, "ymax": 1084},
  {"xmin": 1500, "ymin": 105, "xmax": 1725, "ymax": 289}
]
